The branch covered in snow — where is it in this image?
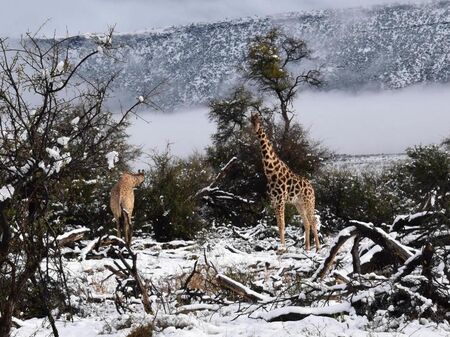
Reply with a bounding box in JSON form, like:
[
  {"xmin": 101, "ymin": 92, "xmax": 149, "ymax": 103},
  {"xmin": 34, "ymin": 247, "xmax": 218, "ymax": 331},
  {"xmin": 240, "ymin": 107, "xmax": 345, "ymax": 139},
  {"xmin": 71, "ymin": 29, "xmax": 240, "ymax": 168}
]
[
  {"xmin": 216, "ymin": 273, "xmax": 272, "ymax": 303},
  {"xmin": 257, "ymin": 302, "xmax": 354, "ymax": 322}
]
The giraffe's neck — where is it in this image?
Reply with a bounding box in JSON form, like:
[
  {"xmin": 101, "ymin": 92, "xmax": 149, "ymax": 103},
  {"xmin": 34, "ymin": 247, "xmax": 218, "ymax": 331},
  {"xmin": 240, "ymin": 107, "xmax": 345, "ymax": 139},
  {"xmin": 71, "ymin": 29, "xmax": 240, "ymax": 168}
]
[{"xmin": 256, "ymin": 125, "xmax": 284, "ymax": 177}]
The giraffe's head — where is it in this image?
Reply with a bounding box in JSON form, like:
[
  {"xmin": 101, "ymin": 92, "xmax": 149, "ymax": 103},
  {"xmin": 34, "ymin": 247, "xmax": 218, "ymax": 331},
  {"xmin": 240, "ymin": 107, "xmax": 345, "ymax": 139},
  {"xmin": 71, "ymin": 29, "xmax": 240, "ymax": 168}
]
[
  {"xmin": 135, "ymin": 169, "xmax": 145, "ymax": 186},
  {"xmin": 122, "ymin": 170, "xmax": 145, "ymax": 187},
  {"xmin": 250, "ymin": 111, "xmax": 261, "ymax": 133}
]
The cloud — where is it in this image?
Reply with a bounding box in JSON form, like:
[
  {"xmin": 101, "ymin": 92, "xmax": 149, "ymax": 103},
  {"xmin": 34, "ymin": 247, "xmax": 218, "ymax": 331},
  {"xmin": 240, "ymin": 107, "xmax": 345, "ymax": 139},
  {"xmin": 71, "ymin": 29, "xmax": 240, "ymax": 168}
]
[
  {"xmin": 127, "ymin": 83, "xmax": 450, "ymax": 163},
  {"xmin": 1, "ymin": 0, "xmax": 434, "ymax": 37}
]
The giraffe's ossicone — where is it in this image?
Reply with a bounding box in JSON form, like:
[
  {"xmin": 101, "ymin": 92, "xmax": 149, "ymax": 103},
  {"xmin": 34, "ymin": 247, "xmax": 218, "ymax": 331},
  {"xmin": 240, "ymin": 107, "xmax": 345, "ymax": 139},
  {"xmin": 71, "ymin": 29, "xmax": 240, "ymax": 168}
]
[
  {"xmin": 250, "ymin": 112, "xmax": 320, "ymax": 252},
  {"xmin": 110, "ymin": 170, "xmax": 145, "ymax": 246}
]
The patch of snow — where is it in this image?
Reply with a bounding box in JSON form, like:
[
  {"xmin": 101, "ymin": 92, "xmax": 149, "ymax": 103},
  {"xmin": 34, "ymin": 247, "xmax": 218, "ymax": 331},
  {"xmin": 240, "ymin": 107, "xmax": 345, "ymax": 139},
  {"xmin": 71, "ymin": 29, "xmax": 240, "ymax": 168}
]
[
  {"xmin": 106, "ymin": 151, "xmax": 119, "ymax": 169},
  {"xmin": 56, "ymin": 227, "xmax": 90, "ymax": 242},
  {"xmin": 0, "ymin": 184, "xmax": 14, "ymax": 201},
  {"xmin": 57, "ymin": 136, "xmax": 70, "ymax": 147}
]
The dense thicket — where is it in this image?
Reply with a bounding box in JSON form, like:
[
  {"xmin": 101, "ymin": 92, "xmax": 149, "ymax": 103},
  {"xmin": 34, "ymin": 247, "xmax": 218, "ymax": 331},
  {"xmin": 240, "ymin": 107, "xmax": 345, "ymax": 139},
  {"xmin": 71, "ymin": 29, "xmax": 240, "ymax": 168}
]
[{"xmin": 0, "ymin": 31, "xmax": 144, "ymax": 336}]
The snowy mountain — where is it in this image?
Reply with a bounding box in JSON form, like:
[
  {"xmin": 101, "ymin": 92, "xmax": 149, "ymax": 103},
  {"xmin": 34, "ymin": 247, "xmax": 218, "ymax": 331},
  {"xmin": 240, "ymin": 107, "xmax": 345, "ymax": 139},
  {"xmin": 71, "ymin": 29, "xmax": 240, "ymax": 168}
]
[{"xmin": 67, "ymin": 1, "xmax": 450, "ymax": 109}]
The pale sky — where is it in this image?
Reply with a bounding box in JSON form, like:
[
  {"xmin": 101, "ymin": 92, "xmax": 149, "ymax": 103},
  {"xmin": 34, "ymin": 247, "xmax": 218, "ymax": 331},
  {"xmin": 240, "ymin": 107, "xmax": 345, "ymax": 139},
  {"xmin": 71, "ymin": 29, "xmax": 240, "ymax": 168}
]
[{"xmin": 0, "ymin": 0, "xmax": 433, "ymax": 37}]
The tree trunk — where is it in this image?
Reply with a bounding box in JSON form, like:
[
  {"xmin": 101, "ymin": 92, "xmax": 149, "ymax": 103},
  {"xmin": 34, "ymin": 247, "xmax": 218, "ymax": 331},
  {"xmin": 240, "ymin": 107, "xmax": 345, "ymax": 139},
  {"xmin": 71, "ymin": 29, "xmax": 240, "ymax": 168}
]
[
  {"xmin": 0, "ymin": 201, "xmax": 10, "ymax": 263},
  {"xmin": 0, "ymin": 299, "xmax": 14, "ymax": 337}
]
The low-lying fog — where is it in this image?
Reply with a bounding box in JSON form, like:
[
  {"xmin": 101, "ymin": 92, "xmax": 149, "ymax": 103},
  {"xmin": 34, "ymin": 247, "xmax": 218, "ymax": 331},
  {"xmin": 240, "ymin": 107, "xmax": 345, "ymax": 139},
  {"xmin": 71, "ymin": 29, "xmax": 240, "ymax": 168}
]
[{"xmin": 128, "ymin": 84, "xmax": 450, "ymax": 166}]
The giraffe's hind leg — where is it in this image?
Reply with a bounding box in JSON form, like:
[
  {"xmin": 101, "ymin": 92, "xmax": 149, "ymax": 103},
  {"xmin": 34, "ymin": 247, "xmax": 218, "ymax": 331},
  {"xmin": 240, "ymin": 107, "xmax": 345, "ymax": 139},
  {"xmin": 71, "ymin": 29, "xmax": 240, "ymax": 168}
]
[
  {"xmin": 308, "ymin": 209, "xmax": 320, "ymax": 251},
  {"xmin": 295, "ymin": 201, "xmax": 311, "ymax": 251}
]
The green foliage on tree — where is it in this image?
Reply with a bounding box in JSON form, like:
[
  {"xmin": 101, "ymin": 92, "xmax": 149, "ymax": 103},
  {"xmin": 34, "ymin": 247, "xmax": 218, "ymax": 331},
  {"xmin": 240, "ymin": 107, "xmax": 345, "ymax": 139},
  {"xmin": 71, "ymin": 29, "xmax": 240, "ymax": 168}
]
[
  {"xmin": 243, "ymin": 28, "xmax": 321, "ymax": 138},
  {"xmin": 135, "ymin": 149, "xmax": 211, "ymax": 241}
]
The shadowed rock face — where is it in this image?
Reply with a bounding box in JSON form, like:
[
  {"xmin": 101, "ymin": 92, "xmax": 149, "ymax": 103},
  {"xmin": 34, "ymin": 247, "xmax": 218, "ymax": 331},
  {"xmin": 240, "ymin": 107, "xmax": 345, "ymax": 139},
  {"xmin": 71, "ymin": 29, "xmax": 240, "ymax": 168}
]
[{"xmin": 64, "ymin": 1, "xmax": 450, "ymax": 110}]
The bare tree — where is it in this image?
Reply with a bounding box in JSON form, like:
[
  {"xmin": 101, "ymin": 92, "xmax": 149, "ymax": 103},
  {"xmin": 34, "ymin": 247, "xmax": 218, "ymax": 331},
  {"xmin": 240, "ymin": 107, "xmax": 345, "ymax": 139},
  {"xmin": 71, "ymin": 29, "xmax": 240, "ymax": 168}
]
[{"xmin": 0, "ymin": 29, "xmax": 148, "ymax": 337}]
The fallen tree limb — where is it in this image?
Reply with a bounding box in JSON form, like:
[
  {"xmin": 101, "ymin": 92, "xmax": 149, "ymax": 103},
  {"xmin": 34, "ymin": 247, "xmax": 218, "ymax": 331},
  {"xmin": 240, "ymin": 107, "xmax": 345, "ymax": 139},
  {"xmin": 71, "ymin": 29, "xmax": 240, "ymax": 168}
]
[
  {"xmin": 176, "ymin": 304, "xmax": 220, "ymax": 314},
  {"xmin": 313, "ymin": 226, "xmax": 357, "ymax": 280},
  {"xmin": 314, "ymin": 221, "xmax": 415, "ymax": 280},
  {"xmin": 257, "ymin": 302, "xmax": 354, "ymax": 322},
  {"xmin": 56, "ymin": 227, "xmax": 90, "ymax": 247},
  {"xmin": 216, "ymin": 273, "xmax": 271, "ymax": 303},
  {"xmin": 351, "ymin": 221, "xmax": 414, "ymax": 261},
  {"xmin": 80, "ymin": 235, "xmax": 127, "ymax": 260}
]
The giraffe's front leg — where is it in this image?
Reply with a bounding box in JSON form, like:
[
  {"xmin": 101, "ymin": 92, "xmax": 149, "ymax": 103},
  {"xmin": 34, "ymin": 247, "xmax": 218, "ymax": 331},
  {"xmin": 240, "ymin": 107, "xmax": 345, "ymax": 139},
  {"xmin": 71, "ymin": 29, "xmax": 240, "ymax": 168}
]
[{"xmin": 274, "ymin": 202, "xmax": 286, "ymax": 253}]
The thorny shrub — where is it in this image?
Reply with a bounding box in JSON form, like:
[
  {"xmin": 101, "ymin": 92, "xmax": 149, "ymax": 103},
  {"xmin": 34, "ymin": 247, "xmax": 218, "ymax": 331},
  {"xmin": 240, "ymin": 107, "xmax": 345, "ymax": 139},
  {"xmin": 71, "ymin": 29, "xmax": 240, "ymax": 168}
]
[{"xmin": 134, "ymin": 149, "xmax": 212, "ymax": 241}]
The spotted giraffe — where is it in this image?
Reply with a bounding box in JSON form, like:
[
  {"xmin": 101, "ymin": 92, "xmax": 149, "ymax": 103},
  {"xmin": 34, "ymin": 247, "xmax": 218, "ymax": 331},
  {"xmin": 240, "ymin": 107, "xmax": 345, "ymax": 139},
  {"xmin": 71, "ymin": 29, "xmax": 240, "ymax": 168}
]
[
  {"xmin": 110, "ymin": 170, "xmax": 145, "ymax": 246},
  {"xmin": 250, "ymin": 112, "xmax": 320, "ymax": 252}
]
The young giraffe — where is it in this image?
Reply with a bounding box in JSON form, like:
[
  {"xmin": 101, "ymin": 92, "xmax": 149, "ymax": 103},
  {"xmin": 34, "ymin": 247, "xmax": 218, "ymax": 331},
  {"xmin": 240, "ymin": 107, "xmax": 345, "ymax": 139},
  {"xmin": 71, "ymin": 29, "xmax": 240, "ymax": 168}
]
[
  {"xmin": 250, "ymin": 112, "xmax": 320, "ymax": 252},
  {"xmin": 110, "ymin": 170, "xmax": 145, "ymax": 246}
]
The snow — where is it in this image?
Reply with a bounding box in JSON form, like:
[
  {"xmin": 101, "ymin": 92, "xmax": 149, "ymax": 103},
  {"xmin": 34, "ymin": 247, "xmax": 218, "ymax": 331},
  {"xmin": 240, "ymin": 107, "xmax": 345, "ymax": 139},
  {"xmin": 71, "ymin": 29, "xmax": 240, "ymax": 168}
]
[
  {"xmin": 44, "ymin": 147, "xmax": 72, "ymax": 174},
  {"xmin": 56, "ymin": 60, "xmax": 65, "ymax": 73},
  {"xmin": 71, "ymin": 116, "xmax": 80, "ymax": 125},
  {"xmin": 256, "ymin": 302, "xmax": 354, "ymax": 321},
  {"xmin": 57, "ymin": 136, "xmax": 70, "ymax": 147},
  {"xmin": 0, "ymin": 184, "xmax": 14, "ymax": 201},
  {"xmin": 10, "ymin": 220, "xmax": 450, "ymax": 337},
  {"xmin": 106, "ymin": 151, "xmax": 119, "ymax": 169},
  {"xmin": 56, "ymin": 227, "xmax": 90, "ymax": 241}
]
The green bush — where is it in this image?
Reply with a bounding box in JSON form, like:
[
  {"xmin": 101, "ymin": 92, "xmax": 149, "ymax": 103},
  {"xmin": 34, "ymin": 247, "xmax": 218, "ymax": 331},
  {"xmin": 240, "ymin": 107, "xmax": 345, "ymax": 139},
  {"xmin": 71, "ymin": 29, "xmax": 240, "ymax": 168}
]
[
  {"xmin": 315, "ymin": 167, "xmax": 400, "ymax": 230},
  {"xmin": 389, "ymin": 145, "xmax": 450, "ymax": 211},
  {"xmin": 315, "ymin": 143, "xmax": 450, "ymax": 232},
  {"xmin": 135, "ymin": 149, "xmax": 211, "ymax": 241}
]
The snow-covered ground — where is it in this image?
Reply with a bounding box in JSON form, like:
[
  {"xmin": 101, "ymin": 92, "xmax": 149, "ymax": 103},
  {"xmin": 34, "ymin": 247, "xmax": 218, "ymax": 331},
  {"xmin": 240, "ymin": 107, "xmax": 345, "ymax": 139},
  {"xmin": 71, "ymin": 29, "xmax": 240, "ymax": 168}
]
[{"xmin": 13, "ymin": 224, "xmax": 450, "ymax": 337}]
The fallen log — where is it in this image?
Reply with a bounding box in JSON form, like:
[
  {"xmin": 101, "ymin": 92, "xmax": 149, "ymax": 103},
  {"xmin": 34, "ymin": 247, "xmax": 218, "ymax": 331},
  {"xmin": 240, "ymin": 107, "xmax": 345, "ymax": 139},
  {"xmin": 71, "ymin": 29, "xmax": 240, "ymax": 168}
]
[
  {"xmin": 80, "ymin": 235, "xmax": 127, "ymax": 260},
  {"xmin": 314, "ymin": 221, "xmax": 415, "ymax": 280},
  {"xmin": 176, "ymin": 304, "xmax": 220, "ymax": 314},
  {"xmin": 257, "ymin": 302, "xmax": 354, "ymax": 322},
  {"xmin": 313, "ymin": 226, "xmax": 357, "ymax": 280},
  {"xmin": 216, "ymin": 273, "xmax": 271, "ymax": 303},
  {"xmin": 56, "ymin": 227, "xmax": 90, "ymax": 247}
]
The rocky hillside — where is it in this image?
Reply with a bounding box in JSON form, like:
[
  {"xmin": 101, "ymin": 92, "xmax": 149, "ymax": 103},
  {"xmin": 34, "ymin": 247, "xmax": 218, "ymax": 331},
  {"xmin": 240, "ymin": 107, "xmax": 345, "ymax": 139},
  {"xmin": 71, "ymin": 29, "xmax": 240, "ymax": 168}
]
[{"xmin": 67, "ymin": 1, "xmax": 450, "ymax": 109}]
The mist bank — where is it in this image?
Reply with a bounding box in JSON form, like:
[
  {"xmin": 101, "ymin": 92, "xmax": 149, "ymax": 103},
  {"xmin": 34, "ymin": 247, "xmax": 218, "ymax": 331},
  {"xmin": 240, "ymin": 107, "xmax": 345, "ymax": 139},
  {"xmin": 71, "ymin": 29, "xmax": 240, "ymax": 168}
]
[{"xmin": 127, "ymin": 84, "xmax": 450, "ymax": 166}]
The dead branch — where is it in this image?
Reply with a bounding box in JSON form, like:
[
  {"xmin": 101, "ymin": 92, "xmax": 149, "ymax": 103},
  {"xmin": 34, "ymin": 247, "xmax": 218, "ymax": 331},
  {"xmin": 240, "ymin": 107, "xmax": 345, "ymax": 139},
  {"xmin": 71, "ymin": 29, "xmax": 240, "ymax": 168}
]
[
  {"xmin": 313, "ymin": 226, "xmax": 357, "ymax": 280},
  {"xmin": 351, "ymin": 236, "xmax": 362, "ymax": 275},
  {"xmin": 216, "ymin": 273, "xmax": 270, "ymax": 303},
  {"xmin": 257, "ymin": 302, "xmax": 353, "ymax": 322},
  {"xmin": 314, "ymin": 221, "xmax": 415, "ymax": 280},
  {"xmin": 195, "ymin": 157, "xmax": 238, "ymax": 199},
  {"xmin": 56, "ymin": 227, "xmax": 90, "ymax": 247}
]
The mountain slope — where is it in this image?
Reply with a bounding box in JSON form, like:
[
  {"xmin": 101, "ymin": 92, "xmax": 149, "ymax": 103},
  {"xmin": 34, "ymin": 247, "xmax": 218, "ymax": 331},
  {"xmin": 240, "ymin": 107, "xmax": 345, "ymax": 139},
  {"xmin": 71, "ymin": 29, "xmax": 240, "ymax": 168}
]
[{"xmin": 68, "ymin": 1, "xmax": 450, "ymax": 109}]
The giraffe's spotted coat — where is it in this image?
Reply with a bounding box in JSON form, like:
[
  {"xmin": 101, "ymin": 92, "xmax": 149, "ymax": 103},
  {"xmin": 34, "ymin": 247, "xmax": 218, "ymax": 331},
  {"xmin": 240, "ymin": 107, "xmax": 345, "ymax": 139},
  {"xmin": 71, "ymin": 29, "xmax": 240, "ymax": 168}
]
[{"xmin": 250, "ymin": 112, "xmax": 320, "ymax": 252}]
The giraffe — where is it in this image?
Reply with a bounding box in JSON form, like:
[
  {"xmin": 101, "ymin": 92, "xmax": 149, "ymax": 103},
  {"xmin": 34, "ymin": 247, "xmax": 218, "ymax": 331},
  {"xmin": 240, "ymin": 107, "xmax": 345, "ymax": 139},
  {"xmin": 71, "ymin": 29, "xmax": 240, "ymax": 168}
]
[
  {"xmin": 110, "ymin": 170, "xmax": 145, "ymax": 246},
  {"xmin": 250, "ymin": 112, "xmax": 320, "ymax": 252}
]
